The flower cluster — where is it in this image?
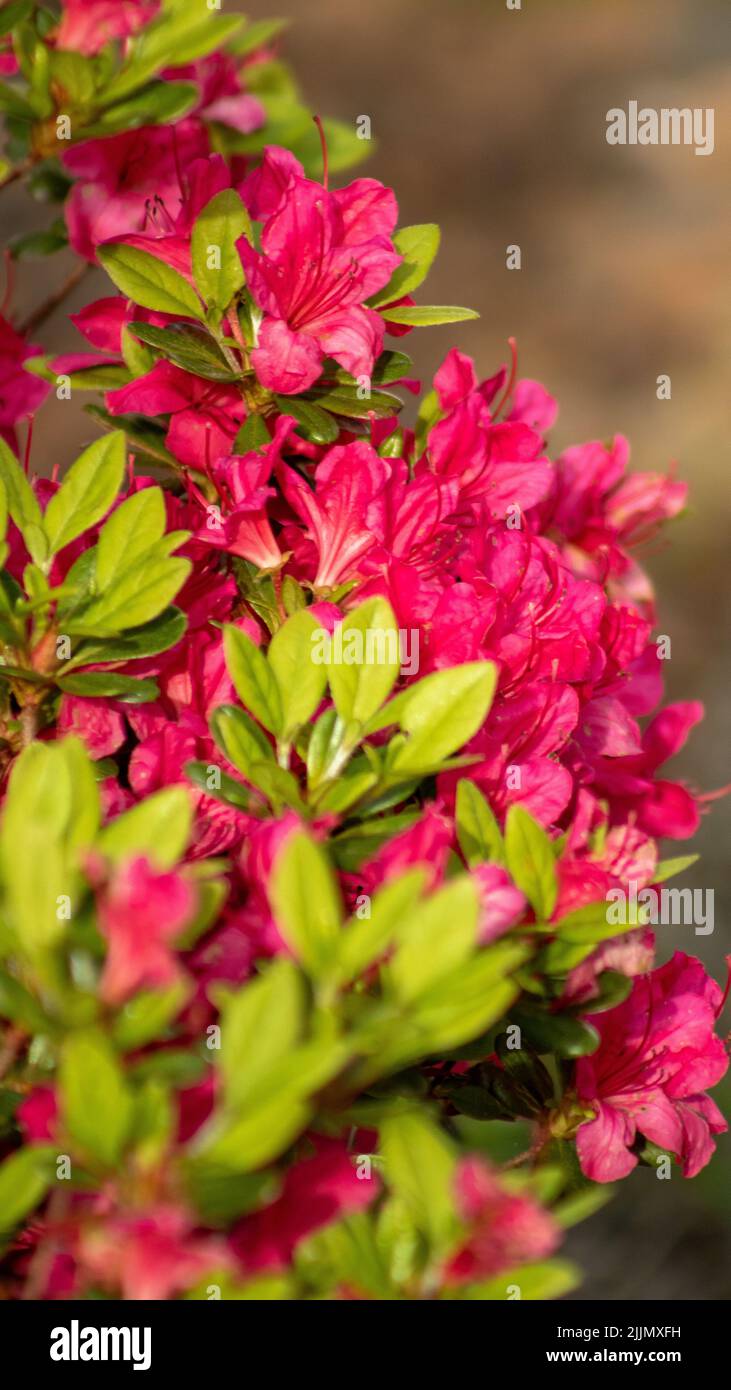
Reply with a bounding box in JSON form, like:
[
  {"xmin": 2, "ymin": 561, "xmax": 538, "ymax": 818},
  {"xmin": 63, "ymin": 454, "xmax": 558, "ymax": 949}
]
[{"xmin": 0, "ymin": 1, "xmax": 726, "ymax": 1302}]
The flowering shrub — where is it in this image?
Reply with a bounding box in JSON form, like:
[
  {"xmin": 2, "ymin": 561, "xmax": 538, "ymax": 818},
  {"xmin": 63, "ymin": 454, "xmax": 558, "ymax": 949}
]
[{"xmin": 0, "ymin": 2, "xmax": 727, "ymax": 1302}]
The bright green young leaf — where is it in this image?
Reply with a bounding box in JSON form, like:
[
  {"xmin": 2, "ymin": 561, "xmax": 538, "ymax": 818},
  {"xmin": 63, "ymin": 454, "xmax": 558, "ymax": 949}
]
[
  {"xmin": 461, "ymin": 1259, "xmax": 580, "ymax": 1301},
  {"xmin": 59, "ymin": 1030, "xmax": 133, "ymax": 1168},
  {"xmin": 380, "ymin": 304, "xmax": 479, "ymax": 327},
  {"xmin": 97, "ymin": 786, "xmax": 192, "ymax": 868},
  {"xmin": 218, "ymin": 959, "xmax": 304, "ymax": 1108},
  {"xmin": 88, "ymin": 81, "xmax": 197, "ymax": 136},
  {"xmin": 113, "ymin": 981, "xmax": 190, "ymax": 1052},
  {"xmin": 71, "ymin": 551, "xmax": 191, "ymax": 634},
  {"xmin": 390, "ymin": 662, "xmax": 497, "ymax": 773},
  {"xmin": 191, "ymin": 188, "xmax": 251, "ymax": 311},
  {"xmin": 379, "ymin": 1110, "xmax": 458, "ymax": 1251},
  {"xmin": 95, "ymin": 486, "xmax": 166, "ymax": 590},
  {"xmin": 210, "ymin": 704, "xmax": 274, "ymax": 780},
  {"xmin": 268, "ymin": 830, "xmax": 342, "ymax": 977},
  {"xmin": 455, "ymin": 779, "xmax": 505, "ymax": 867},
  {"xmin": 224, "ymin": 623, "xmax": 283, "ymax": 736},
  {"xmin": 337, "ymin": 868, "xmax": 427, "ymax": 984},
  {"xmin": 268, "ymin": 609, "xmax": 328, "ymax": 738},
  {"xmin": 371, "ymin": 224, "xmax": 441, "ymax": 306},
  {"xmin": 100, "ymin": 10, "xmax": 244, "ymax": 104},
  {"xmin": 0, "ymin": 435, "xmax": 47, "ymax": 565},
  {"xmin": 504, "ymin": 805, "xmax": 558, "ymax": 920},
  {"xmin": 386, "ymin": 877, "xmax": 479, "ymax": 1004},
  {"xmin": 43, "ymin": 431, "xmax": 125, "ymax": 555},
  {"xmin": 653, "ymin": 854, "xmax": 700, "ymax": 883},
  {"xmin": 98, "ymin": 243, "xmax": 205, "ymax": 320},
  {"xmin": 327, "ymin": 597, "xmax": 400, "ymax": 727},
  {"xmin": 0, "ymin": 1145, "xmax": 56, "ymax": 1236}
]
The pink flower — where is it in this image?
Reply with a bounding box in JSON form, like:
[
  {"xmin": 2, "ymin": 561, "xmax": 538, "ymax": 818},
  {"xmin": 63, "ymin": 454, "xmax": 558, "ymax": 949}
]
[
  {"xmin": 106, "ymin": 359, "xmax": 245, "ymax": 470},
  {"xmin": 444, "ymin": 1156, "xmax": 559, "ymax": 1285},
  {"xmin": 280, "ymin": 441, "xmax": 390, "ymax": 590},
  {"xmin": 97, "ymin": 856, "xmax": 198, "ymax": 1005},
  {"xmin": 193, "ymin": 415, "xmax": 293, "ymax": 570},
  {"xmin": 56, "ymin": 0, "xmax": 159, "ymax": 57},
  {"xmin": 575, "ymin": 952, "xmax": 729, "ymax": 1181},
  {"xmin": 77, "ymin": 1205, "xmax": 230, "ymax": 1300},
  {"xmin": 0, "ymin": 314, "xmax": 50, "ymax": 451},
  {"xmin": 63, "ymin": 123, "xmax": 209, "ymax": 261},
  {"xmin": 472, "ymin": 864, "xmax": 527, "ymax": 943},
  {"xmin": 240, "ymin": 148, "xmax": 401, "ymax": 393},
  {"xmin": 231, "ymin": 1136, "xmax": 380, "ymax": 1272}
]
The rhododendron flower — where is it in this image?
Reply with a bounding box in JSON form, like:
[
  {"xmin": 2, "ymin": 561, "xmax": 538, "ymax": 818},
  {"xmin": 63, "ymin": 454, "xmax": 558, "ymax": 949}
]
[
  {"xmin": 232, "ymin": 1136, "xmax": 380, "ymax": 1272},
  {"xmin": 63, "ymin": 123, "xmax": 209, "ymax": 261},
  {"xmin": 280, "ymin": 441, "xmax": 390, "ymax": 589},
  {"xmin": 0, "ymin": 314, "xmax": 50, "ymax": 450},
  {"xmin": 106, "ymin": 359, "xmax": 245, "ymax": 469},
  {"xmin": 240, "ymin": 148, "xmax": 401, "ymax": 393},
  {"xmin": 77, "ymin": 1205, "xmax": 229, "ymax": 1300},
  {"xmin": 575, "ymin": 952, "xmax": 729, "ymax": 1181},
  {"xmin": 444, "ymin": 1157, "xmax": 559, "ymax": 1284},
  {"xmin": 97, "ymin": 856, "xmax": 198, "ymax": 1005},
  {"xmin": 55, "ymin": 0, "xmax": 160, "ymax": 57}
]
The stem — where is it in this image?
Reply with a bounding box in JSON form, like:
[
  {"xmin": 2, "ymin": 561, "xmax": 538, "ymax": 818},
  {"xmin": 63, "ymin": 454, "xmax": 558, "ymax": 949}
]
[
  {"xmin": 0, "ymin": 1025, "xmax": 25, "ymax": 1081},
  {"xmin": 19, "ymin": 703, "xmax": 40, "ymax": 747},
  {"xmin": 19, "ymin": 259, "xmax": 91, "ymax": 338},
  {"xmin": 0, "ymin": 157, "xmax": 35, "ymax": 194}
]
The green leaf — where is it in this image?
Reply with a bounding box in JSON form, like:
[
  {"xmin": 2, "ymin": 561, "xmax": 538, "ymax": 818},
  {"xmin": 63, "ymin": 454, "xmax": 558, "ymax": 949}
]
[
  {"xmin": 387, "ymin": 878, "xmax": 479, "ymax": 1005},
  {"xmin": 306, "ymin": 384, "xmax": 403, "ymax": 421},
  {"xmin": 55, "ymin": 672, "xmax": 158, "ymax": 702},
  {"xmin": 512, "ymin": 1005, "xmax": 600, "ymax": 1059},
  {"xmin": 228, "ymin": 18, "xmax": 289, "ymax": 57},
  {"xmin": 234, "ymin": 414, "xmax": 270, "ymax": 453},
  {"xmin": 379, "ymin": 1110, "xmax": 457, "ymax": 1251},
  {"xmin": 224, "ymin": 623, "xmax": 282, "ymax": 736},
  {"xmin": 61, "ymin": 607, "xmax": 186, "ymax": 670},
  {"xmin": 273, "ymin": 395, "xmax": 339, "ymax": 445},
  {"xmin": 455, "ymin": 779, "xmax": 505, "ymax": 867},
  {"xmin": 0, "ymin": 79, "xmax": 36, "ymax": 120},
  {"xmin": 390, "ymin": 662, "xmax": 496, "ymax": 773},
  {"xmin": 337, "ymin": 868, "xmax": 427, "ymax": 984},
  {"xmin": 191, "ymin": 188, "xmax": 251, "ymax": 311},
  {"xmin": 380, "ymin": 304, "xmax": 479, "ymax": 327},
  {"xmin": 504, "ymin": 804, "xmax": 558, "ymax": 920},
  {"xmin": 88, "ymin": 81, "xmax": 197, "ymax": 136},
  {"xmin": 461, "ymin": 1258, "xmax": 580, "ymax": 1301},
  {"xmin": 43, "ymin": 431, "xmax": 125, "ymax": 556},
  {"xmin": 218, "ymin": 959, "xmax": 304, "ymax": 1108},
  {"xmin": 371, "ymin": 224, "xmax": 440, "ymax": 306},
  {"xmin": 269, "ymin": 830, "xmax": 342, "ymax": 978},
  {"xmin": 0, "ymin": 434, "xmax": 46, "ymax": 565},
  {"xmin": 210, "ymin": 704, "xmax": 274, "ymax": 781},
  {"xmin": 98, "ymin": 243, "xmax": 205, "ymax": 320},
  {"xmin": 100, "ymin": 10, "xmax": 244, "ymax": 104},
  {"xmin": 0, "ymin": 0, "xmax": 34, "ymax": 37},
  {"xmin": 95, "ymin": 486, "xmax": 166, "ymax": 591},
  {"xmin": 327, "ymin": 597, "xmax": 400, "ymax": 726},
  {"xmin": 128, "ymin": 321, "xmax": 237, "ymax": 381},
  {"xmin": 0, "ymin": 1145, "xmax": 56, "ymax": 1237},
  {"xmin": 70, "ymin": 550, "xmax": 191, "ymax": 634},
  {"xmin": 113, "ymin": 981, "xmax": 190, "ymax": 1051},
  {"xmin": 97, "ymin": 786, "xmax": 192, "ymax": 868},
  {"xmin": 60, "ymin": 1030, "xmax": 133, "ymax": 1168},
  {"xmin": 268, "ymin": 609, "xmax": 328, "ymax": 738},
  {"xmin": 653, "ymin": 854, "xmax": 699, "ymax": 883}
]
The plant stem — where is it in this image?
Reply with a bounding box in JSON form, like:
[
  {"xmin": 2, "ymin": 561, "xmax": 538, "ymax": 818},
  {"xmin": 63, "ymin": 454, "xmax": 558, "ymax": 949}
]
[{"xmin": 19, "ymin": 259, "xmax": 91, "ymax": 337}]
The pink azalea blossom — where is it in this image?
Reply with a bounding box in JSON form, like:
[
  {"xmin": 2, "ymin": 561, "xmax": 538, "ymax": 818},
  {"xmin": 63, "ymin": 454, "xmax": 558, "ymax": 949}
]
[
  {"xmin": 97, "ymin": 856, "xmax": 198, "ymax": 1005},
  {"xmin": 55, "ymin": 0, "xmax": 160, "ymax": 57},
  {"xmin": 575, "ymin": 952, "xmax": 729, "ymax": 1181},
  {"xmin": 0, "ymin": 314, "xmax": 50, "ymax": 450},
  {"xmin": 231, "ymin": 1136, "xmax": 380, "ymax": 1272},
  {"xmin": 280, "ymin": 441, "xmax": 390, "ymax": 590},
  {"xmin": 240, "ymin": 147, "xmax": 401, "ymax": 393},
  {"xmin": 444, "ymin": 1156, "xmax": 559, "ymax": 1285},
  {"xmin": 77, "ymin": 1205, "xmax": 230, "ymax": 1300}
]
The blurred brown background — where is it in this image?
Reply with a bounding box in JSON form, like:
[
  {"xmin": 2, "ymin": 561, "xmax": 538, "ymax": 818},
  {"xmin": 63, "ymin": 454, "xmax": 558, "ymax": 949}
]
[{"xmin": 6, "ymin": 0, "xmax": 731, "ymax": 1298}]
